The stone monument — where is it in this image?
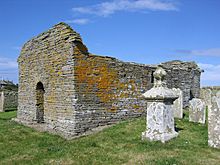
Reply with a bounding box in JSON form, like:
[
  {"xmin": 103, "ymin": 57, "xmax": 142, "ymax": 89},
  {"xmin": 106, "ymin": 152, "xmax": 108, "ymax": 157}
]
[
  {"xmin": 189, "ymin": 98, "xmax": 206, "ymax": 124},
  {"xmin": 142, "ymin": 66, "xmax": 179, "ymax": 143},
  {"xmin": 200, "ymin": 88, "xmax": 212, "ymax": 110},
  {"xmin": 208, "ymin": 91, "xmax": 220, "ymax": 148},
  {"xmin": 172, "ymin": 88, "xmax": 183, "ymax": 119},
  {"xmin": 0, "ymin": 91, "xmax": 4, "ymax": 112}
]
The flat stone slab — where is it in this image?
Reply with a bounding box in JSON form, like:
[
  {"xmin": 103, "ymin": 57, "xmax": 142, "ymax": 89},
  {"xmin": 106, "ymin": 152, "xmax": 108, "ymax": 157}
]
[
  {"xmin": 189, "ymin": 98, "xmax": 206, "ymax": 124},
  {"xmin": 208, "ymin": 91, "xmax": 220, "ymax": 148},
  {"xmin": 173, "ymin": 88, "xmax": 183, "ymax": 119},
  {"xmin": 200, "ymin": 88, "xmax": 212, "ymax": 110}
]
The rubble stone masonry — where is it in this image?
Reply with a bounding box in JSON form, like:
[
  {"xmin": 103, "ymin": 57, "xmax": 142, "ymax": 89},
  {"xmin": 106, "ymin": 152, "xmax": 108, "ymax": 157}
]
[
  {"xmin": 16, "ymin": 22, "xmax": 202, "ymax": 138},
  {"xmin": 0, "ymin": 91, "xmax": 18, "ymax": 112}
]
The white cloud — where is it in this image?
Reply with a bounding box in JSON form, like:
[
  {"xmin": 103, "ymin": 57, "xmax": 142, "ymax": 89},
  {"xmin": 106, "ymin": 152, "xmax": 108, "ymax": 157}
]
[
  {"xmin": 0, "ymin": 58, "xmax": 17, "ymax": 69},
  {"xmin": 198, "ymin": 63, "xmax": 220, "ymax": 86},
  {"xmin": 176, "ymin": 48, "xmax": 220, "ymax": 57},
  {"xmin": 65, "ymin": 18, "xmax": 90, "ymax": 25},
  {"xmin": 0, "ymin": 57, "xmax": 18, "ymax": 83},
  {"xmin": 191, "ymin": 48, "xmax": 220, "ymax": 57},
  {"xmin": 72, "ymin": 0, "xmax": 178, "ymax": 17}
]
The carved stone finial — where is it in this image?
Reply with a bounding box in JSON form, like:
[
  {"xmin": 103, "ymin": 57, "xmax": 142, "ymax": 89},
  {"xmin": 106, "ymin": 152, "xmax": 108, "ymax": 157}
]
[{"xmin": 153, "ymin": 67, "xmax": 167, "ymax": 87}]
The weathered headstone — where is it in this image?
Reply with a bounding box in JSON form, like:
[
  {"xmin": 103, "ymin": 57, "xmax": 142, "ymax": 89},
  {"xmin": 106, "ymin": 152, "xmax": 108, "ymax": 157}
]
[
  {"xmin": 142, "ymin": 67, "xmax": 178, "ymax": 143},
  {"xmin": 172, "ymin": 88, "xmax": 183, "ymax": 119},
  {"xmin": 0, "ymin": 91, "xmax": 4, "ymax": 112},
  {"xmin": 189, "ymin": 98, "xmax": 206, "ymax": 124},
  {"xmin": 208, "ymin": 91, "xmax": 220, "ymax": 148},
  {"xmin": 200, "ymin": 88, "xmax": 212, "ymax": 110}
]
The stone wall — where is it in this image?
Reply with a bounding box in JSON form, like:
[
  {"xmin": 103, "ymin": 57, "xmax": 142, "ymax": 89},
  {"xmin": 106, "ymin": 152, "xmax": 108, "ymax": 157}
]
[
  {"xmin": 73, "ymin": 52, "xmax": 201, "ymax": 133},
  {"xmin": 161, "ymin": 61, "xmax": 201, "ymax": 107},
  {"xmin": 73, "ymin": 49, "xmax": 154, "ymax": 133},
  {"xmin": 0, "ymin": 91, "xmax": 18, "ymax": 112},
  {"xmin": 16, "ymin": 22, "xmax": 202, "ymax": 138},
  {"xmin": 17, "ymin": 23, "xmax": 86, "ymax": 137}
]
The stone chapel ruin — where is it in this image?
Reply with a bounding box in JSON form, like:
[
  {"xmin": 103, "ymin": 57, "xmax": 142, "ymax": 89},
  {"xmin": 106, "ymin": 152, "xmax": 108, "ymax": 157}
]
[{"xmin": 16, "ymin": 22, "xmax": 202, "ymax": 138}]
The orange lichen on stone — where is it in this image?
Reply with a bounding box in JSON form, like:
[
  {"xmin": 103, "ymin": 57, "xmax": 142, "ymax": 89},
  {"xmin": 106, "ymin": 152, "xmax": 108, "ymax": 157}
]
[
  {"xmin": 16, "ymin": 22, "xmax": 201, "ymax": 138},
  {"xmin": 74, "ymin": 46, "xmax": 120, "ymax": 104},
  {"xmin": 107, "ymin": 106, "xmax": 117, "ymax": 113},
  {"xmin": 74, "ymin": 45, "xmax": 149, "ymax": 114}
]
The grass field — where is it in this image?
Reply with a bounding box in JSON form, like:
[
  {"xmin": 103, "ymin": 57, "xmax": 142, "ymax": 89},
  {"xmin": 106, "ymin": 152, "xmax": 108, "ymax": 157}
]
[{"xmin": 0, "ymin": 110, "xmax": 220, "ymax": 165}]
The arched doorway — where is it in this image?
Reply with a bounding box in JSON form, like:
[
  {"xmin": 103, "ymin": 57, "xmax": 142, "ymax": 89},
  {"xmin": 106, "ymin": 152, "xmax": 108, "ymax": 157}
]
[{"xmin": 36, "ymin": 82, "xmax": 45, "ymax": 123}]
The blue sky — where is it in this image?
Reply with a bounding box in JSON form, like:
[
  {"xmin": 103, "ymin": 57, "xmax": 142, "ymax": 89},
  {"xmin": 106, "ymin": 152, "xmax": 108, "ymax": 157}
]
[{"xmin": 0, "ymin": 0, "xmax": 220, "ymax": 86}]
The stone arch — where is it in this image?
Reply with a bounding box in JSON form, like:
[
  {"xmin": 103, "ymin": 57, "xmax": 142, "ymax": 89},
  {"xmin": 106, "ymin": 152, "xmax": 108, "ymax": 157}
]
[{"xmin": 36, "ymin": 82, "xmax": 45, "ymax": 123}]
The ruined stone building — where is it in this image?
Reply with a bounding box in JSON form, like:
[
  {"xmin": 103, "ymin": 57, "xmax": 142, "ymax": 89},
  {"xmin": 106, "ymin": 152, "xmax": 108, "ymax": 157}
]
[{"xmin": 16, "ymin": 23, "xmax": 202, "ymax": 138}]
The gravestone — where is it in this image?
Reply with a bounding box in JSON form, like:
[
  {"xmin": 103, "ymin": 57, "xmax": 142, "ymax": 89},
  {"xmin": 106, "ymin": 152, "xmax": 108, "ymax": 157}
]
[
  {"xmin": 189, "ymin": 98, "xmax": 206, "ymax": 124},
  {"xmin": 0, "ymin": 91, "xmax": 4, "ymax": 112},
  {"xmin": 208, "ymin": 91, "xmax": 220, "ymax": 148},
  {"xmin": 172, "ymin": 88, "xmax": 183, "ymax": 119},
  {"xmin": 200, "ymin": 88, "xmax": 212, "ymax": 110},
  {"xmin": 142, "ymin": 67, "xmax": 178, "ymax": 143}
]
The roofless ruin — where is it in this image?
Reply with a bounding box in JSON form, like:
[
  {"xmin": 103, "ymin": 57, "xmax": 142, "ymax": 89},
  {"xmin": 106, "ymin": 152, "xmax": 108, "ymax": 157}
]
[{"xmin": 15, "ymin": 23, "xmax": 202, "ymax": 138}]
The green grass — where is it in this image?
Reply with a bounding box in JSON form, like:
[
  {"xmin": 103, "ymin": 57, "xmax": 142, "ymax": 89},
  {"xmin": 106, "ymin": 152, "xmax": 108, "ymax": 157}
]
[{"xmin": 0, "ymin": 110, "xmax": 220, "ymax": 165}]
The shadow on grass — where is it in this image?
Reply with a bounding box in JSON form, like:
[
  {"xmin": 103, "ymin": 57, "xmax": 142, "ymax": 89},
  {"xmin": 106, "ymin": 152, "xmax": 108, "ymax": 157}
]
[
  {"xmin": 175, "ymin": 126, "xmax": 184, "ymax": 132},
  {"xmin": 183, "ymin": 113, "xmax": 186, "ymax": 118},
  {"xmin": 4, "ymin": 108, "xmax": 17, "ymax": 112},
  {"xmin": 0, "ymin": 118, "xmax": 10, "ymax": 121}
]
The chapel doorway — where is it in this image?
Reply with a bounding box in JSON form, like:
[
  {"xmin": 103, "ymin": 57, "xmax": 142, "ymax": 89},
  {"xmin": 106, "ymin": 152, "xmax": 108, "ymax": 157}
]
[{"xmin": 36, "ymin": 82, "xmax": 45, "ymax": 123}]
